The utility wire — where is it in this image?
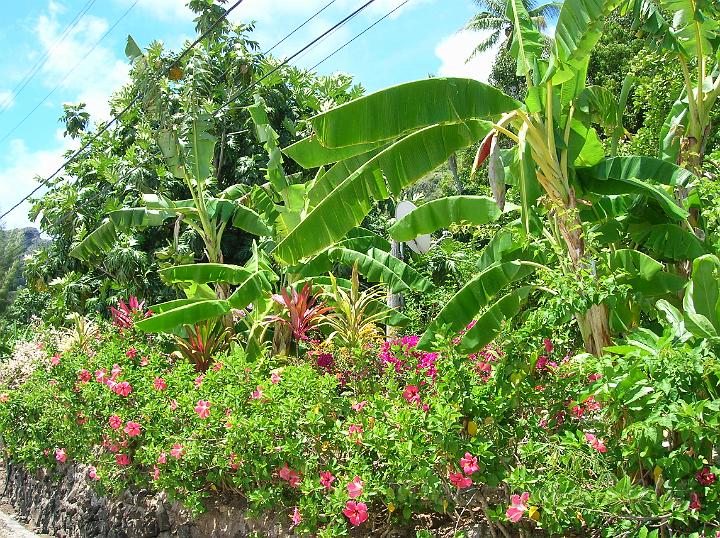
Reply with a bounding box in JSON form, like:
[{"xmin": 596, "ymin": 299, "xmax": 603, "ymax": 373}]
[
  {"xmin": 217, "ymin": 0, "xmax": 377, "ymax": 113},
  {"xmin": 0, "ymin": 0, "xmax": 381, "ymax": 222},
  {"xmin": 265, "ymin": 0, "xmax": 339, "ymax": 55},
  {"xmin": 309, "ymin": 0, "xmax": 410, "ymax": 71},
  {"xmin": 0, "ymin": 0, "xmax": 248, "ymax": 222},
  {"xmin": 0, "ymin": 0, "xmax": 139, "ymax": 146},
  {"xmin": 0, "ymin": 0, "xmax": 98, "ymax": 116}
]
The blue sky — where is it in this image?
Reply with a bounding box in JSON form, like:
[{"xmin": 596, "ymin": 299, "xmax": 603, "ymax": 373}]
[{"xmin": 0, "ymin": 0, "xmax": 498, "ymax": 229}]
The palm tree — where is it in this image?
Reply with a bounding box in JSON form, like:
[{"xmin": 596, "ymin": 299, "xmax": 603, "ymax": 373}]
[{"xmin": 466, "ymin": 0, "xmax": 561, "ymax": 58}]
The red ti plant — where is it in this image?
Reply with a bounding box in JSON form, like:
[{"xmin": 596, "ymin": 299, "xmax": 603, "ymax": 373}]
[
  {"xmin": 266, "ymin": 283, "xmax": 332, "ymax": 342},
  {"xmin": 172, "ymin": 319, "xmax": 232, "ymax": 372},
  {"xmin": 109, "ymin": 296, "xmax": 151, "ymax": 329}
]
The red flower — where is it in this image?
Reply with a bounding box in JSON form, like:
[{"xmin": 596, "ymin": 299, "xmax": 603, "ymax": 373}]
[
  {"xmin": 194, "ymin": 400, "xmax": 211, "ymax": 419},
  {"xmin": 153, "ymin": 377, "xmax": 166, "ymax": 391},
  {"xmin": 352, "ymin": 400, "xmax": 368, "ymax": 411},
  {"xmin": 319, "ymin": 471, "xmax": 336, "ymax": 491},
  {"xmin": 584, "ymin": 433, "xmax": 608, "ymax": 453},
  {"xmin": 506, "ymin": 492, "xmax": 530, "ymax": 522},
  {"xmin": 690, "ymin": 492, "xmax": 702, "ymax": 511},
  {"xmin": 113, "ymin": 381, "xmax": 132, "ymax": 397},
  {"xmin": 402, "ymin": 385, "xmax": 420, "ymax": 405},
  {"xmin": 115, "ymin": 454, "xmax": 131, "ymax": 466},
  {"xmin": 55, "ymin": 448, "xmax": 67, "ymax": 463},
  {"xmin": 696, "ymin": 467, "xmax": 716, "ymax": 486},
  {"xmin": 124, "ymin": 421, "xmax": 141, "ymax": 437},
  {"xmin": 342, "ymin": 501, "xmax": 369, "ymax": 526},
  {"xmin": 50, "ymin": 353, "xmax": 61, "ymax": 366},
  {"xmin": 125, "ymin": 348, "xmax": 138, "ymax": 359},
  {"xmin": 278, "ymin": 463, "xmax": 301, "ymax": 488},
  {"xmin": 170, "ymin": 444, "xmax": 184, "ymax": 459},
  {"xmin": 449, "ymin": 472, "xmax": 472, "ymax": 489},
  {"xmin": 543, "ymin": 338, "xmax": 553, "ymax": 354},
  {"xmin": 460, "ymin": 452, "xmax": 479, "ymax": 475},
  {"xmin": 108, "ymin": 415, "xmax": 122, "ymax": 430},
  {"xmin": 347, "ymin": 475, "xmax": 364, "ymax": 498},
  {"xmin": 78, "ymin": 369, "xmax": 91, "ymax": 383}
]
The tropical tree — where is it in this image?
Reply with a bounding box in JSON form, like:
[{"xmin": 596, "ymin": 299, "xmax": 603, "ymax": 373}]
[
  {"xmin": 0, "ymin": 229, "xmax": 24, "ymax": 314},
  {"xmin": 465, "ymin": 0, "xmax": 560, "ymax": 58},
  {"xmin": 272, "ymin": 0, "xmax": 698, "ymax": 356}
]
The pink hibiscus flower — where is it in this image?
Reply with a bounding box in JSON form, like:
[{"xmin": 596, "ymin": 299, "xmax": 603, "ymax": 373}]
[
  {"xmin": 584, "ymin": 433, "xmax": 608, "ymax": 453},
  {"xmin": 506, "ymin": 492, "xmax": 530, "ymax": 523},
  {"xmin": 55, "ymin": 448, "xmax": 67, "ymax": 463},
  {"xmin": 270, "ymin": 372, "xmax": 281, "ymax": 384},
  {"xmin": 347, "ymin": 476, "xmax": 364, "ymax": 499},
  {"xmin": 402, "ymin": 385, "xmax": 420, "ymax": 405},
  {"xmin": 690, "ymin": 492, "xmax": 702, "ymax": 511},
  {"xmin": 290, "ymin": 507, "xmax": 302, "ymax": 528},
  {"xmin": 157, "ymin": 452, "xmax": 167, "ymax": 464},
  {"xmin": 170, "ymin": 444, "xmax": 184, "ymax": 459},
  {"xmin": 125, "ymin": 348, "xmax": 138, "ymax": 359},
  {"xmin": 250, "ymin": 386, "xmax": 264, "ymax": 400},
  {"xmin": 115, "ymin": 454, "xmax": 131, "ymax": 466},
  {"xmin": 343, "ymin": 501, "xmax": 369, "ymax": 526},
  {"xmin": 319, "ymin": 471, "xmax": 336, "ymax": 491},
  {"xmin": 87, "ymin": 466, "xmax": 99, "ymax": 480},
  {"xmin": 194, "ymin": 374, "xmax": 204, "ymax": 388},
  {"xmin": 78, "ymin": 369, "xmax": 91, "ymax": 383},
  {"xmin": 169, "ymin": 399, "xmax": 178, "ymax": 411},
  {"xmin": 151, "ymin": 465, "xmax": 160, "ymax": 481},
  {"xmin": 108, "ymin": 415, "xmax": 123, "ymax": 430},
  {"xmin": 113, "ymin": 381, "xmax": 132, "ymax": 397},
  {"xmin": 124, "ymin": 421, "xmax": 141, "ymax": 437},
  {"xmin": 449, "ymin": 472, "xmax": 472, "ymax": 489},
  {"xmin": 153, "ymin": 377, "xmax": 167, "ymax": 391},
  {"xmin": 352, "ymin": 400, "xmax": 368, "ymax": 411},
  {"xmin": 194, "ymin": 400, "xmax": 211, "ymax": 419},
  {"xmin": 460, "ymin": 452, "xmax": 479, "ymax": 475}
]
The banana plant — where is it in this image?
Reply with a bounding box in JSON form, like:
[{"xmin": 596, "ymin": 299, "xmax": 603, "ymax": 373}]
[
  {"xmin": 273, "ymin": 0, "xmax": 698, "ymax": 355},
  {"xmin": 631, "ymin": 0, "xmax": 720, "ymax": 175}
]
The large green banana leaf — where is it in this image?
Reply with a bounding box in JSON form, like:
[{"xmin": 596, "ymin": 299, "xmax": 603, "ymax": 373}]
[
  {"xmin": 459, "ymin": 286, "xmax": 535, "ymax": 352},
  {"xmin": 159, "ymin": 263, "xmax": 251, "ymax": 285},
  {"xmin": 283, "ymin": 136, "xmax": 382, "ymax": 168},
  {"xmin": 307, "ymin": 150, "xmax": 383, "ymax": 208},
  {"xmin": 506, "ymin": 0, "xmax": 544, "ymax": 77},
  {"xmin": 606, "ymin": 249, "xmax": 663, "ymax": 280},
  {"xmin": 232, "ymin": 204, "xmax": 273, "ymax": 236},
  {"xmin": 227, "ymin": 269, "xmax": 276, "ymax": 310},
  {"xmin": 577, "ymin": 156, "xmax": 695, "ymax": 186},
  {"xmin": 188, "ymin": 114, "xmax": 216, "ymax": 185},
  {"xmin": 417, "ymin": 260, "xmax": 536, "ymax": 350},
  {"xmin": 273, "ymin": 121, "xmax": 494, "ymax": 264},
  {"xmin": 308, "ymin": 78, "xmax": 520, "ymax": 148},
  {"xmin": 628, "ymin": 223, "xmax": 706, "ymax": 260},
  {"xmin": 136, "ymin": 299, "xmax": 230, "ymax": 333},
  {"xmin": 327, "ymin": 247, "xmax": 433, "ymax": 293},
  {"xmin": 683, "ymin": 255, "xmax": 720, "ymax": 342},
  {"xmin": 389, "ymin": 196, "xmax": 502, "ymax": 242},
  {"xmin": 549, "ymin": 0, "xmax": 622, "ymax": 83},
  {"xmin": 70, "ymin": 208, "xmax": 174, "ymax": 261}
]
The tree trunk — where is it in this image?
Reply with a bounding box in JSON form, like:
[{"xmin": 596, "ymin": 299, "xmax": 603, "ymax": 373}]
[
  {"xmin": 555, "ymin": 192, "xmax": 613, "ymax": 355},
  {"xmin": 386, "ymin": 239, "xmax": 403, "ymax": 337}
]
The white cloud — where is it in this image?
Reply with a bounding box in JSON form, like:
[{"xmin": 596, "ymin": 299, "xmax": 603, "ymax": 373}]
[
  {"xmin": 435, "ymin": 29, "xmax": 499, "ymax": 82},
  {"xmin": 0, "ymin": 137, "xmax": 74, "ymax": 230},
  {"xmin": 35, "ymin": 6, "xmax": 131, "ymax": 120},
  {"xmin": 114, "ymin": 0, "xmax": 193, "ymax": 21},
  {"xmin": 0, "ymin": 90, "xmax": 14, "ymax": 111}
]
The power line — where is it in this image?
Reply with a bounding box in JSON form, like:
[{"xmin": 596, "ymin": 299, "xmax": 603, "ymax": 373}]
[
  {"xmin": 0, "ymin": 0, "xmax": 382, "ymax": 222},
  {"xmin": 0, "ymin": 0, "xmax": 139, "ymax": 146},
  {"xmin": 0, "ymin": 0, "xmax": 98, "ymax": 116},
  {"xmin": 265, "ymin": 0, "xmax": 339, "ymax": 55},
  {"xmin": 310, "ymin": 0, "xmax": 410, "ymax": 71},
  {"xmin": 217, "ymin": 0, "xmax": 377, "ymax": 112},
  {"xmin": 0, "ymin": 0, "xmax": 248, "ymax": 223}
]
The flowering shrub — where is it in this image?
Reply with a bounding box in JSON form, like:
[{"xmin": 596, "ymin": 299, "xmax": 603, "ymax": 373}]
[{"xmin": 0, "ymin": 318, "xmax": 717, "ymax": 536}]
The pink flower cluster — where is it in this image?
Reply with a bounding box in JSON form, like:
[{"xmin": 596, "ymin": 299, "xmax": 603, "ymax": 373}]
[
  {"xmin": 379, "ymin": 336, "xmax": 437, "ymax": 381},
  {"xmin": 109, "ymin": 296, "xmax": 151, "ymax": 329},
  {"xmin": 506, "ymin": 492, "xmax": 530, "ymax": 522},
  {"xmin": 94, "ymin": 364, "xmax": 133, "ymax": 397},
  {"xmin": 468, "ymin": 344, "xmax": 503, "ymax": 383},
  {"xmin": 449, "ymin": 452, "xmax": 479, "ymax": 489},
  {"xmin": 343, "ymin": 476, "xmax": 368, "ymax": 526},
  {"xmin": 278, "ymin": 463, "xmax": 301, "ymax": 488}
]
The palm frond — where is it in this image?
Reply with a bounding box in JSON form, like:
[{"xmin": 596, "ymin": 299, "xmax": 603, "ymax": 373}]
[
  {"xmin": 528, "ymin": 1, "xmax": 562, "ymax": 19},
  {"xmin": 467, "ymin": 30, "xmax": 503, "ymax": 59}
]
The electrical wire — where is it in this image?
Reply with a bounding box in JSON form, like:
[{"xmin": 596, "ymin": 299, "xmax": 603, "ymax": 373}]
[
  {"xmin": 0, "ymin": 0, "xmax": 139, "ymax": 146},
  {"xmin": 265, "ymin": 0, "xmax": 339, "ymax": 55},
  {"xmin": 0, "ymin": 0, "xmax": 248, "ymax": 222},
  {"xmin": 0, "ymin": 0, "xmax": 98, "ymax": 116}
]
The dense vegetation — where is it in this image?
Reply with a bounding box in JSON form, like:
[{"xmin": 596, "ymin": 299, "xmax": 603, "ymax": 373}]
[{"xmin": 0, "ymin": 0, "xmax": 719, "ymax": 536}]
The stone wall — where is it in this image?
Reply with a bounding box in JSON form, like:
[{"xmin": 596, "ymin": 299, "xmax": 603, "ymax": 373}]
[{"xmin": 0, "ymin": 462, "xmax": 293, "ymax": 538}]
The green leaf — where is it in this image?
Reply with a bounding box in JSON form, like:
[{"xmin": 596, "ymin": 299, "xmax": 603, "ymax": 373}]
[
  {"xmin": 283, "ymin": 136, "xmax": 382, "ymax": 168},
  {"xmin": 232, "ymin": 204, "xmax": 273, "ymax": 236},
  {"xmin": 136, "ymin": 300, "xmax": 230, "ymax": 333},
  {"xmin": 628, "ymin": 223, "xmax": 706, "ymax": 260},
  {"xmin": 70, "ymin": 208, "xmax": 174, "ymax": 261},
  {"xmin": 187, "ymin": 114, "xmax": 216, "ymax": 185},
  {"xmin": 306, "ymin": 149, "xmax": 383, "ymax": 208},
  {"xmin": 607, "ymin": 249, "xmax": 663, "ymax": 280},
  {"xmin": 125, "ymin": 35, "xmax": 143, "ymax": 61},
  {"xmin": 159, "ymin": 263, "xmax": 251, "ymax": 285},
  {"xmin": 389, "ymin": 196, "xmax": 502, "ymax": 242},
  {"xmin": 226, "ymin": 270, "xmax": 275, "ymax": 310},
  {"xmin": 273, "ymin": 121, "xmax": 494, "ymax": 264},
  {"xmin": 309, "ymin": 78, "xmax": 520, "ymax": 148},
  {"xmin": 506, "ymin": 0, "xmax": 544, "ymax": 76},
  {"xmin": 686, "ymin": 254, "xmax": 720, "ymax": 328},
  {"xmin": 577, "ymin": 156, "xmax": 695, "ymax": 186},
  {"xmin": 459, "ymin": 286, "xmax": 535, "ymax": 352},
  {"xmin": 327, "ymin": 247, "xmax": 433, "ymax": 293},
  {"xmin": 417, "ymin": 261, "xmax": 536, "ymax": 349}
]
